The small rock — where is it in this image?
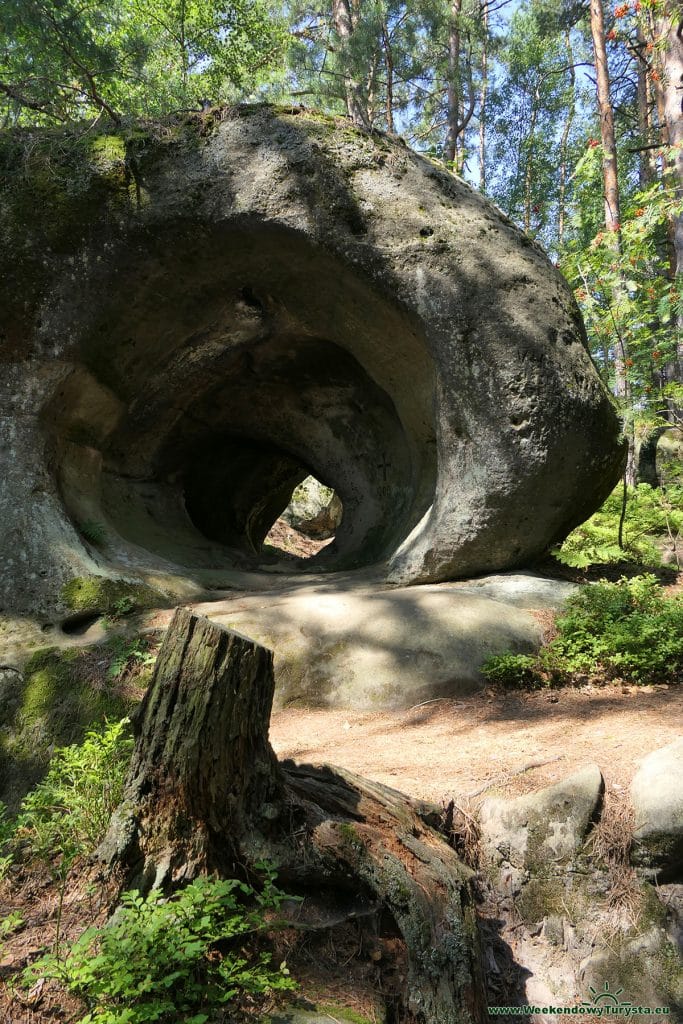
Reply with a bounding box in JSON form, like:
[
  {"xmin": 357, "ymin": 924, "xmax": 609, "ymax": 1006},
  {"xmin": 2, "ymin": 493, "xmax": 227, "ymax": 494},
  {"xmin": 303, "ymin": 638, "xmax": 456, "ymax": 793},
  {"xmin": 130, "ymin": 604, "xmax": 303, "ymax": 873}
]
[{"xmin": 479, "ymin": 764, "xmax": 604, "ymax": 875}]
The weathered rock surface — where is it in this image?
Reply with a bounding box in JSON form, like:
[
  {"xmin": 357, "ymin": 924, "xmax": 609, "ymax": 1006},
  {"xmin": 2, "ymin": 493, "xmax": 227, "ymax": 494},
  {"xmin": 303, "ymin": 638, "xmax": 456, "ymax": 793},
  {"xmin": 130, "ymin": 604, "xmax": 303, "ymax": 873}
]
[
  {"xmin": 479, "ymin": 765, "xmax": 604, "ymax": 882},
  {"xmin": 0, "ymin": 106, "xmax": 624, "ymax": 615},
  {"xmin": 476, "ymin": 766, "xmax": 682, "ymax": 1017},
  {"xmin": 162, "ymin": 577, "xmax": 545, "ymax": 708},
  {"xmin": 631, "ymin": 737, "xmax": 683, "ymax": 881},
  {"xmin": 448, "ymin": 572, "xmax": 578, "ymax": 609}
]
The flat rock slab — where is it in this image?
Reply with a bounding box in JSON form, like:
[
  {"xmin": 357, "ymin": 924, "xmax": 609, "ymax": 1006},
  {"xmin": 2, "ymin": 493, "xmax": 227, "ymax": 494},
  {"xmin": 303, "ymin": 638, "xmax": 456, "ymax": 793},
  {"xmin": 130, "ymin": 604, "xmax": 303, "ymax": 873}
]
[
  {"xmin": 631, "ymin": 737, "xmax": 683, "ymax": 881},
  {"xmin": 446, "ymin": 573, "xmax": 578, "ymax": 609},
  {"xmin": 169, "ymin": 577, "xmax": 546, "ymax": 709}
]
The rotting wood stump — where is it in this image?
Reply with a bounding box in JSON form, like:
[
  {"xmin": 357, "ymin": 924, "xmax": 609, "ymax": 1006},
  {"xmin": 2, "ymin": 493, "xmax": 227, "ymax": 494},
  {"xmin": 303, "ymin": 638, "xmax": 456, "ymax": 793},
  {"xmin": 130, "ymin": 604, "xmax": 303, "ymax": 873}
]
[{"xmin": 98, "ymin": 608, "xmax": 485, "ymax": 1023}]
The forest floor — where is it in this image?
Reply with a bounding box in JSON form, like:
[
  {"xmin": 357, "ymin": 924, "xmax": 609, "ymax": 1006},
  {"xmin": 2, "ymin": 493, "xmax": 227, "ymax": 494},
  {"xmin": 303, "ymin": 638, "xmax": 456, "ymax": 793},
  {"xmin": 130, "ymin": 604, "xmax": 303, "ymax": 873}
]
[
  {"xmin": 268, "ymin": 562, "xmax": 683, "ymax": 808},
  {"xmin": 269, "ymin": 678, "xmax": 683, "ymax": 808},
  {"xmin": 1, "ymin": 566, "xmax": 681, "ymax": 1024}
]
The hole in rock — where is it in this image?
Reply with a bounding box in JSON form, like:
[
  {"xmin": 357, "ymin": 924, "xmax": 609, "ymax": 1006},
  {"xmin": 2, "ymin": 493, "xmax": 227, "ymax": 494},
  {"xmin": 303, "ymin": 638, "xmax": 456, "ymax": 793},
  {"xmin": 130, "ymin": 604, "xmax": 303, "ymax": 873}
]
[
  {"xmin": 60, "ymin": 611, "xmax": 102, "ymax": 636},
  {"xmin": 49, "ymin": 223, "xmax": 438, "ymax": 583},
  {"xmin": 263, "ymin": 475, "xmax": 343, "ymax": 561}
]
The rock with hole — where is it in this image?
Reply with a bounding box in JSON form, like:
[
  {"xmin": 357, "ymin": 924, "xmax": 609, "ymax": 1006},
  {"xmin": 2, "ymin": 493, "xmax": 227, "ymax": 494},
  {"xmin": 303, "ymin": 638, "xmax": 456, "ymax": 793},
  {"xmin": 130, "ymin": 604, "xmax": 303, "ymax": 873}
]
[{"xmin": 0, "ymin": 106, "xmax": 624, "ymax": 614}]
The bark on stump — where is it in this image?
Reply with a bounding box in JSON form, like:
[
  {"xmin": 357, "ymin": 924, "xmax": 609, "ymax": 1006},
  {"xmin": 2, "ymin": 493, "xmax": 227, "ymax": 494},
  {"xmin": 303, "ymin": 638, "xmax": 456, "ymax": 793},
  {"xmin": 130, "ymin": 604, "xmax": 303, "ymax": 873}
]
[{"xmin": 98, "ymin": 608, "xmax": 485, "ymax": 1023}]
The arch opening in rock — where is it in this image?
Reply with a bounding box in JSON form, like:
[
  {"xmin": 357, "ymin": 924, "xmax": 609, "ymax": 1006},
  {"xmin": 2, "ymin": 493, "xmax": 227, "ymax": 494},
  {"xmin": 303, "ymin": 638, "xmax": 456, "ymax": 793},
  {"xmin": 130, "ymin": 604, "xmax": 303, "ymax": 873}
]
[
  {"xmin": 48, "ymin": 221, "xmax": 436, "ymax": 585},
  {"xmin": 263, "ymin": 474, "xmax": 344, "ymax": 562}
]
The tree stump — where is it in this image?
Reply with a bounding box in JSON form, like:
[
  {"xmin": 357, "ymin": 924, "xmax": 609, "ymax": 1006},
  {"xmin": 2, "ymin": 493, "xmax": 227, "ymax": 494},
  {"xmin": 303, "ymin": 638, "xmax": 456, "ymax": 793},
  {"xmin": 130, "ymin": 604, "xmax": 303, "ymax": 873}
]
[{"xmin": 99, "ymin": 608, "xmax": 485, "ymax": 1023}]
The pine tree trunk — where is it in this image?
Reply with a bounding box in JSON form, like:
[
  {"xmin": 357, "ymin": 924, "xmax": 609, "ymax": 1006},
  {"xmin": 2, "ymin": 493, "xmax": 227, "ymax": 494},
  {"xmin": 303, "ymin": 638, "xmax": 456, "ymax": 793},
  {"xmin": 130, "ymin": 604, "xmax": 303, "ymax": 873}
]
[
  {"xmin": 658, "ymin": 5, "xmax": 683, "ymax": 407},
  {"xmin": 332, "ymin": 0, "xmax": 370, "ymax": 127},
  {"xmin": 558, "ymin": 32, "xmax": 576, "ymax": 245},
  {"xmin": 478, "ymin": 2, "xmax": 488, "ymax": 192},
  {"xmin": 589, "ymin": 0, "xmax": 621, "ymax": 234},
  {"xmin": 445, "ymin": 0, "xmax": 462, "ymax": 166},
  {"xmin": 98, "ymin": 609, "xmax": 485, "ymax": 1023},
  {"xmin": 590, "ymin": 0, "xmax": 637, "ymax": 481}
]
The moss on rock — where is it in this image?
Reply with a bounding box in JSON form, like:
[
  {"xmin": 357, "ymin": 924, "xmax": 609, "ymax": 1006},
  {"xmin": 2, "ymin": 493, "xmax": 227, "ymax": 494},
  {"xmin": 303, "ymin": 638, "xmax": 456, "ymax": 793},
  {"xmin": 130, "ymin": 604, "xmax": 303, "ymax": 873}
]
[
  {"xmin": 61, "ymin": 576, "xmax": 166, "ymax": 615},
  {"xmin": 0, "ymin": 642, "xmax": 144, "ymax": 810}
]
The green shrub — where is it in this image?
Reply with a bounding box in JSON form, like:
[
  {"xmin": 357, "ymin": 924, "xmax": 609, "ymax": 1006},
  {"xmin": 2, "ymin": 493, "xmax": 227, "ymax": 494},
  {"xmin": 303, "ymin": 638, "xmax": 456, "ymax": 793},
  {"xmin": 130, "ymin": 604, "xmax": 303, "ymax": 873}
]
[
  {"xmin": 23, "ymin": 874, "xmax": 296, "ymax": 1024},
  {"xmin": 549, "ymin": 574, "xmax": 683, "ymax": 683},
  {"xmin": 555, "ymin": 483, "xmax": 682, "ymax": 569},
  {"xmin": 105, "ymin": 636, "xmax": 157, "ymax": 682},
  {"xmin": 12, "ymin": 719, "xmax": 133, "ymax": 868},
  {"xmin": 481, "ymin": 653, "xmax": 545, "ymax": 689},
  {"xmin": 1, "ymin": 720, "xmax": 134, "ymax": 952},
  {"xmin": 483, "ymin": 575, "xmax": 683, "ymax": 687}
]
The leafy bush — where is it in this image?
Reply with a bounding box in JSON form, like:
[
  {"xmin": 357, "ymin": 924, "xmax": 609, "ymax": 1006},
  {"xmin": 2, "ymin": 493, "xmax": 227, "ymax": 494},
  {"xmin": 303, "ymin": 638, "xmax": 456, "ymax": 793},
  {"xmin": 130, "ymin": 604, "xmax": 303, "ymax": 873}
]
[
  {"xmin": 8, "ymin": 719, "xmax": 133, "ymax": 871},
  {"xmin": 554, "ymin": 484, "xmax": 682, "ymax": 569},
  {"xmin": 549, "ymin": 574, "xmax": 683, "ymax": 683},
  {"xmin": 105, "ymin": 636, "xmax": 157, "ymax": 682},
  {"xmin": 24, "ymin": 875, "xmax": 296, "ymax": 1024},
  {"xmin": 481, "ymin": 653, "xmax": 545, "ymax": 689},
  {"xmin": 483, "ymin": 576, "xmax": 683, "ymax": 687}
]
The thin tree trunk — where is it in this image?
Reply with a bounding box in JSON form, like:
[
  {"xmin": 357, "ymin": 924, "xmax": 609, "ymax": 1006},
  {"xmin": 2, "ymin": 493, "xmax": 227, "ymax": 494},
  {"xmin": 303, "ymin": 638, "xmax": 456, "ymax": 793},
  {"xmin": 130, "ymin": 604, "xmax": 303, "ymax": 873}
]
[
  {"xmin": 382, "ymin": 21, "xmax": 394, "ymax": 133},
  {"xmin": 98, "ymin": 609, "xmax": 486, "ymax": 1023},
  {"xmin": 590, "ymin": 0, "xmax": 636, "ymax": 480},
  {"xmin": 478, "ymin": 1, "xmax": 489, "ymax": 191},
  {"xmin": 523, "ymin": 94, "xmax": 539, "ymax": 234},
  {"xmin": 445, "ymin": 0, "xmax": 462, "ymax": 165},
  {"xmin": 590, "ymin": 0, "xmax": 621, "ymax": 233},
  {"xmin": 332, "ymin": 0, "xmax": 370, "ymax": 127},
  {"xmin": 558, "ymin": 32, "xmax": 576, "ymax": 245},
  {"xmin": 635, "ymin": 26, "xmax": 656, "ymax": 186},
  {"xmin": 658, "ymin": 4, "xmax": 683, "ymax": 400},
  {"xmin": 366, "ymin": 50, "xmax": 379, "ymax": 124}
]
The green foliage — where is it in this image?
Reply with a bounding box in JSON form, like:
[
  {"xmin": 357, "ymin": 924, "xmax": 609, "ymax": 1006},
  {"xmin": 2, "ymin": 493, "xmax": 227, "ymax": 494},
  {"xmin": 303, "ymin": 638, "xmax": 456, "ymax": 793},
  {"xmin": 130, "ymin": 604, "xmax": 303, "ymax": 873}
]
[
  {"xmin": 24, "ymin": 875, "xmax": 296, "ymax": 1023},
  {"xmin": 0, "ymin": 910, "xmax": 24, "ymax": 940},
  {"xmin": 12, "ymin": 719, "xmax": 133, "ymax": 869},
  {"xmin": 549, "ymin": 574, "xmax": 683, "ymax": 683},
  {"xmin": 0, "ymin": 0, "xmax": 284, "ymax": 125},
  {"xmin": 105, "ymin": 636, "xmax": 157, "ymax": 682},
  {"xmin": 481, "ymin": 653, "xmax": 545, "ymax": 689},
  {"xmin": 0, "ymin": 803, "xmax": 15, "ymax": 880},
  {"xmin": 555, "ymin": 484, "xmax": 683, "ymax": 569},
  {"xmin": 483, "ymin": 576, "xmax": 683, "ymax": 688},
  {"xmin": 561, "ymin": 167, "xmax": 683, "ymax": 409}
]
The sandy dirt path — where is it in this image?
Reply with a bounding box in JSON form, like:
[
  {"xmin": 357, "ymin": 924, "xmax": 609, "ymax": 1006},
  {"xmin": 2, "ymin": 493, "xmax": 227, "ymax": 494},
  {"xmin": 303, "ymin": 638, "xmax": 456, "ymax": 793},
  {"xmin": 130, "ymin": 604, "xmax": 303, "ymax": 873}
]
[{"xmin": 270, "ymin": 683, "xmax": 683, "ymax": 806}]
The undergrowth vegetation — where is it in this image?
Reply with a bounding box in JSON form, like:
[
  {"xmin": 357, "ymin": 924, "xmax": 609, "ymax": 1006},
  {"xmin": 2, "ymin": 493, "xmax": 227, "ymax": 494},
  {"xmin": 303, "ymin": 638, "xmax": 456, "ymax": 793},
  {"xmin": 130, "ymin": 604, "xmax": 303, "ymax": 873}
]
[
  {"xmin": 553, "ymin": 483, "xmax": 682, "ymax": 570},
  {"xmin": 23, "ymin": 875, "xmax": 296, "ymax": 1024},
  {"xmin": 484, "ymin": 574, "xmax": 683, "ymax": 689},
  {"xmin": 0, "ymin": 722, "xmax": 296, "ymax": 1022}
]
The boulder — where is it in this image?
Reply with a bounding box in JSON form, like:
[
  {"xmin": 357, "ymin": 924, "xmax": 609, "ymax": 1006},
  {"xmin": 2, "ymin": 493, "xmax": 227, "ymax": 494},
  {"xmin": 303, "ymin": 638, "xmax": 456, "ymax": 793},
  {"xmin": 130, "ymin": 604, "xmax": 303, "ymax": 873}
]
[
  {"xmin": 281, "ymin": 476, "xmax": 343, "ymax": 540},
  {"xmin": 479, "ymin": 765, "xmax": 604, "ymax": 883},
  {"xmin": 631, "ymin": 737, "xmax": 683, "ymax": 880},
  {"xmin": 0, "ymin": 106, "xmax": 624, "ymax": 614}
]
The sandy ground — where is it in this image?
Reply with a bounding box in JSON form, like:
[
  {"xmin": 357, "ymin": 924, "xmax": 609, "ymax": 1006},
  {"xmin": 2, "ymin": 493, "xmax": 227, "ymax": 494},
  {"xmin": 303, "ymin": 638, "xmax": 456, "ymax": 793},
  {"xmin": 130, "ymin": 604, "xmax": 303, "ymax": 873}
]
[{"xmin": 270, "ymin": 683, "xmax": 683, "ymax": 807}]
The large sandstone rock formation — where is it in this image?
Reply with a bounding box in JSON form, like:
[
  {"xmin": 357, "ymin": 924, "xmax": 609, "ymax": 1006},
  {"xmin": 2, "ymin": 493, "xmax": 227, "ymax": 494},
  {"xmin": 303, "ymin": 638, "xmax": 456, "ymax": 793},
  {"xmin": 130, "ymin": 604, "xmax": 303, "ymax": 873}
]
[{"xmin": 0, "ymin": 106, "xmax": 624, "ymax": 614}]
